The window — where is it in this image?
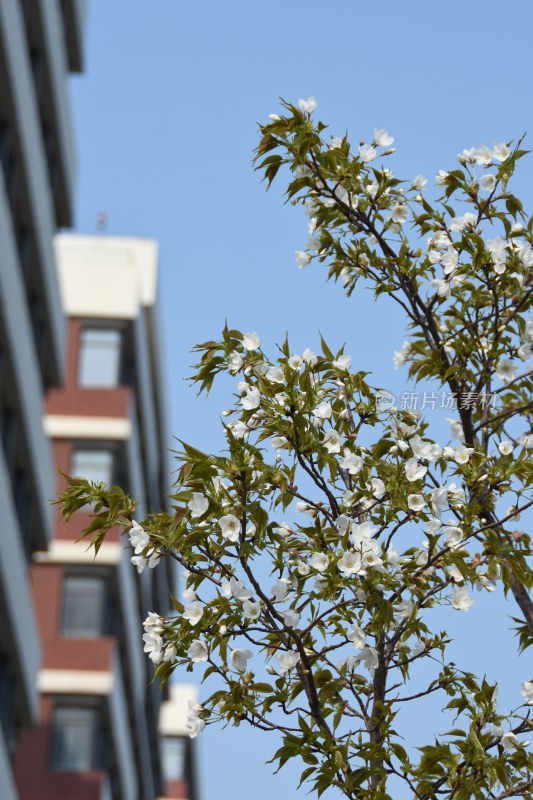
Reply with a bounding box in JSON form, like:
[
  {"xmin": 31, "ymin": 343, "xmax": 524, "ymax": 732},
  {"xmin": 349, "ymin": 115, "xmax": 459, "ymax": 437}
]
[
  {"xmin": 71, "ymin": 449, "xmax": 114, "ymax": 486},
  {"xmin": 62, "ymin": 574, "xmax": 110, "ymax": 638},
  {"xmin": 51, "ymin": 705, "xmax": 103, "ymax": 771},
  {"xmin": 78, "ymin": 328, "xmax": 122, "ymax": 388},
  {"xmin": 161, "ymin": 736, "xmax": 186, "ymax": 783}
]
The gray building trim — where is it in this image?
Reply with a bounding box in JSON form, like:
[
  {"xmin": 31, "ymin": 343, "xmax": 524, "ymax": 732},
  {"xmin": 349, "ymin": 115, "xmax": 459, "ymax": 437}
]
[
  {"xmin": 108, "ymin": 651, "xmax": 139, "ymax": 800},
  {"xmin": 117, "ymin": 555, "xmax": 158, "ymax": 799},
  {"xmin": 132, "ymin": 311, "xmax": 161, "ymax": 511},
  {"xmin": 0, "ymin": 169, "xmax": 55, "ymax": 549},
  {"xmin": 60, "ymin": 0, "xmax": 86, "ymax": 73},
  {"xmin": 0, "ymin": 727, "xmax": 18, "ymax": 800},
  {"xmin": 0, "ymin": 446, "xmax": 41, "ymax": 725},
  {"xmin": 0, "ymin": 0, "xmax": 65, "ymax": 387},
  {"xmin": 35, "ymin": 0, "xmax": 77, "ymax": 227},
  {"xmin": 145, "ymin": 301, "xmax": 171, "ymax": 500}
]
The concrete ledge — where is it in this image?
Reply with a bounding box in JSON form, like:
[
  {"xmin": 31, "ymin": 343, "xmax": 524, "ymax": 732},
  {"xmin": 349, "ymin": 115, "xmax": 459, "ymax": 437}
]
[
  {"xmin": 34, "ymin": 539, "xmax": 124, "ymax": 565},
  {"xmin": 44, "ymin": 414, "xmax": 132, "ymax": 440},
  {"xmin": 38, "ymin": 668, "xmax": 114, "ymax": 695}
]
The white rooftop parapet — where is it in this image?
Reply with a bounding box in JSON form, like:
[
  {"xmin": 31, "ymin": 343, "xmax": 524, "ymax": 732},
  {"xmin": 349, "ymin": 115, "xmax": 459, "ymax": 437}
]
[{"xmin": 54, "ymin": 234, "xmax": 159, "ymax": 319}]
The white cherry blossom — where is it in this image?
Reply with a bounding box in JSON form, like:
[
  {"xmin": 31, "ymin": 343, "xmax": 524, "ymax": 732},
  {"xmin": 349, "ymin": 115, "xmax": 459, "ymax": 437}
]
[
  {"xmin": 144, "ymin": 611, "xmax": 163, "ymax": 633},
  {"xmin": 313, "ymin": 401, "xmax": 332, "ymax": 420},
  {"xmin": 241, "ymin": 386, "xmax": 261, "ymax": 410},
  {"xmin": 480, "ymin": 174, "xmax": 496, "ymax": 192},
  {"xmin": 412, "ymin": 174, "xmax": 427, "ymax": 190},
  {"xmin": 283, "ymin": 610, "xmax": 300, "ymax": 628},
  {"xmin": 447, "ymin": 564, "xmax": 464, "ymax": 583},
  {"xmin": 338, "ymin": 550, "xmax": 362, "ymax": 576},
  {"xmin": 265, "ymin": 366, "xmax": 284, "ymax": 383},
  {"xmin": 444, "ymin": 525, "xmax": 464, "ymax": 549},
  {"xmin": 441, "ymin": 246, "xmax": 458, "ymax": 275},
  {"xmin": 333, "ymin": 354, "xmax": 352, "ymax": 371},
  {"xmin": 340, "ymin": 450, "xmax": 363, "ymax": 475},
  {"xmin": 521, "ymin": 681, "xmax": 533, "ymax": 705},
  {"xmin": 273, "ymin": 522, "xmax": 292, "ymax": 538},
  {"xmin": 405, "ymin": 458, "xmax": 428, "ymax": 482},
  {"xmin": 129, "ymin": 521, "xmax": 150, "ymax": 554},
  {"xmin": 498, "ymin": 441, "xmax": 513, "ymax": 456},
  {"xmin": 501, "ymin": 732, "xmax": 520, "ymax": 751},
  {"xmin": 229, "ymin": 577, "xmax": 253, "ymax": 601},
  {"xmin": 496, "ymin": 359, "xmax": 518, "ymax": 384},
  {"xmin": 218, "ymin": 514, "xmax": 241, "ymax": 542},
  {"xmin": 131, "ymin": 554, "xmax": 148, "ymax": 574},
  {"xmin": 188, "ymin": 493, "xmax": 209, "ymax": 519},
  {"xmin": 351, "ymin": 521, "xmax": 376, "ymax": 544},
  {"xmin": 371, "ymin": 477, "xmax": 386, "ymax": 498},
  {"xmin": 445, "ymin": 444, "xmax": 474, "ymax": 464},
  {"xmin": 276, "ymin": 651, "xmax": 300, "ymax": 675},
  {"xmin": 271, "ymin": 578, "xmax": 291, "ymax": 601},
  {"xmin": 183, "ymin": 602, "xmax": 204, "ymax": 626},
  {"xmin": 359, "ymin": 646, "xmax": 379, "ymax": 673},
  {"xmin": 391, "ymin": 204, "xmax": 408, "ymax": 225},
  {"xmin": 188, "ymin": 640, "xmax": 209, "ymax": 662},
  {"xmin": 408, "ymin": 494, "xmax": 425, "ymax": 512},
  {"xmin": 242, "ymin": 332, "xmax": 260, "ymax": 351},
  {"xmin": 295, "ymin": 250, "xmax": 311, "ymax": 269},
  {"xmin": 143, "ymin": 631, "xmax": 163, "ymax": 664},
  {"xmin": 295, "ymin": 501, "xmax": 315, "ymax": 515},
  {"xmin": 451, "ymin": 587, "xmax": 474, "ymax": 611},
  {"xmin": 231, "ymin": 648, "xmax": 253, "ymax": 673},
  {"xmin": 393, "ymin": 341, "xmax": 411, "ymax": 369},
  {"xmin": 186, "ymin": 702, "xmax": 205, "ymax": 738},
  {"xmin": 492, "ymin": 142, "xmax": 510, "ymax": 162},
  {"xmin": 298, "ymin": 97, "xmax": 317, "ymax": 113},
  {"xmin": 347, "ymin": 624, "xmax": 366, "ymax": 648},
  {"xmin": 302, "ymin": 348, "xmax": 318, "ymax": 366},
  {"xmin": 243, "ymin": 600, "xmax": 261, "ymax": 620},
  {"xmin": 228, "ymin": 351, "xmax": 244, "ymax": 373},
  {"xmin": 446, "ymin": 418, "xmax": 464, "ymax": 441},
  {"xmin": 229, "ymin": 420, "xmax": 249, "ymax": 439},
  {"xmin": 310, "ymin": 552, "xmax": 329, "ymax": 572},
  {"xmin": 359, "ymin": 144, "xmax": 377, "ymax": 163},
  {"xmin": 373, "ymin": 128, "xmax": 394, "ymax": 147},
  {"xmin": 397, "ymin": 599, "xmax": 414, "ymax": 619},
  {"xmin": 323, "ymin": 429, "xmax": 342, "ymax": 453}
]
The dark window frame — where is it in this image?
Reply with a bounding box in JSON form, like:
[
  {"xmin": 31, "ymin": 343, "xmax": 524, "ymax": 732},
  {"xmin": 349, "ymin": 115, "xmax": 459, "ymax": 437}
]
[
  {"xmin": 50, "ymin": 700, "xmax": 106, "ymax": 772},
  {"xmin": 78, "ymin": 324, "xmax": 124, "ymax": 389},
  {"xmin": 61, "ymin": 569, "xmax": 116, "ymax": 639}
]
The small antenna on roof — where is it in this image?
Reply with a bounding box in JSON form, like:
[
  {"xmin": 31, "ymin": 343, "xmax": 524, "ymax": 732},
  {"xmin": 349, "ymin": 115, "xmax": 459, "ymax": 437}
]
[{"xmin": 96, "ymin": 211, "xmax": 108, "ymax": 232}]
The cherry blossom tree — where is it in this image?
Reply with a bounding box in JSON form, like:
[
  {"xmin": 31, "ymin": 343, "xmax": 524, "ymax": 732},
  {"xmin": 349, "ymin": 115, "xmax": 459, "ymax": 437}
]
[{"xmin": 56, "ymin": 99, "xmax": 533, "ymax": 799}]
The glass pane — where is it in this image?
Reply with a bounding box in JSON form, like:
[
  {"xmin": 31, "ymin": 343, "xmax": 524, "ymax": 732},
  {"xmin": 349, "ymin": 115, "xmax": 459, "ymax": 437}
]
[
  {"xmin": 62, "ymin": 576, "xmax": 106, "ymax": 637},
  {"xmin": 161, "ymin": 735, "xmax": 185, "ymax": 782},
  {"xmin": 71, "ymin": 449, "xmax": 114, "ymax": 486},
  {"xmin": 52, "ymin": 706, "xmax": 97, "ymax": 771},
  {"xmin": 79, "ymin": 328, "xmax": 121, "ymax": 388}
]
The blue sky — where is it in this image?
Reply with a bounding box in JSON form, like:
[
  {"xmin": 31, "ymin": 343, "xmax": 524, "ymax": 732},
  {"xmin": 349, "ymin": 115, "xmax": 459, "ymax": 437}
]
[{"xmin": 69, "ymin": 2, "xmax": 533, "ymax": 797}]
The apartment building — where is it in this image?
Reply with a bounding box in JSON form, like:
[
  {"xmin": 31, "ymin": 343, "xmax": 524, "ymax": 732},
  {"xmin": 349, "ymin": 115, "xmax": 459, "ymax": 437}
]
[
  {"xmin": 13, "ymin": 234, "xmax": 199, "ymax": 800},
  {"xmin": 0, "ymin": 2, "xmax": 85, "ymax": 797}
]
